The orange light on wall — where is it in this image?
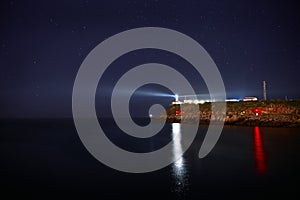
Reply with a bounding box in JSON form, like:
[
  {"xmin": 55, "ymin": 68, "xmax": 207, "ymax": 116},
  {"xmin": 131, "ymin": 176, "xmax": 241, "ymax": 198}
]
[{"xmin": 254, "ymin": 126, "xmax": 267, "ymax": 174}]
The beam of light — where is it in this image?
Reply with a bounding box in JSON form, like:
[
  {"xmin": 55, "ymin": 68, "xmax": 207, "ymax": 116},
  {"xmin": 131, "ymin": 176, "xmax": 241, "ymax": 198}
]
[
  {"xmin": 150, "ymin": 92, "xmax": 176, "ymax": 98},
  {"xmin": 110, "ymin": 88, "xmax": 176, "ymax": 98},
  {"xmin": 253, "ymin": 126, "xmax": 267, "ymax": 174}
]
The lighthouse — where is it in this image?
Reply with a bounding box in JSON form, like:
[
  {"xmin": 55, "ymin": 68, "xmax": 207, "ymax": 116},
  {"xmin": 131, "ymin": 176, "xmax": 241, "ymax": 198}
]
[
  {"xmin": 175, "ymin": 94, "xmax": 179, "ymax": 102},
  {"xmin": 172, "ymin": 94, "xmax": 182, "ymax": 105}
]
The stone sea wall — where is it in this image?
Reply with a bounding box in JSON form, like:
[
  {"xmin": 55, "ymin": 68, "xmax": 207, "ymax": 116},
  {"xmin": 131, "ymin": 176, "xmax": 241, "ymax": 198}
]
[{"xmin": 163, "ymin": 100, "xmax": 300, "ymax": 127}]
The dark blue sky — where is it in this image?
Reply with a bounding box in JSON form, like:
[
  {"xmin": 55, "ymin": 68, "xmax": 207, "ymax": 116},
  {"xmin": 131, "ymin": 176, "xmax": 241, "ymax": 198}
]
[{"xmin": 1, "ymin": 0, "xmax": 300, "ymax": 118}]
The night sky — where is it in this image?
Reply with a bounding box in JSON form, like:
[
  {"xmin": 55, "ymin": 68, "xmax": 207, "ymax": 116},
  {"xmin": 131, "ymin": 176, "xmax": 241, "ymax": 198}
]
[{"xmin": 1, "ymin": 0, "xmax": 300, "ymax": 118}]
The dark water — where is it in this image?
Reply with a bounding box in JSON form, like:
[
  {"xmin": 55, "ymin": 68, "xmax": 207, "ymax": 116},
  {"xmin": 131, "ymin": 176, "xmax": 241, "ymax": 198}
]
[{"xmin": 1, "ymin": 119, "xmax": 300, "ymax": 199}]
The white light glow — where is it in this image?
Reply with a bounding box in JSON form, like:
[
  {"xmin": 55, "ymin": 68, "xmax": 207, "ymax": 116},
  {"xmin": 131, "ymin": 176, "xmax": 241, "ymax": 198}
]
[
  {"xmin": 175, "ymin": 94, "xmax": 179, "ymax": 102},
  {"xmin": 172, "ymin": 123, "xmax": 183, "ymax": 169}
]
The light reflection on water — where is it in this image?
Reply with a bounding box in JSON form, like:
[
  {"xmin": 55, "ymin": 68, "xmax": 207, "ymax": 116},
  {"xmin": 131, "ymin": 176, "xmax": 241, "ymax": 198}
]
[
  {"xmin": 169, "ymin": 123, "xmax": 269, "ymax": 198},
  {"xmin": 171, "ymin": 123, "xmax": 189, "ymax": 199},
  {"xmin": 253, "ymin": 126, "xmax": 267, "ymax": 174}
]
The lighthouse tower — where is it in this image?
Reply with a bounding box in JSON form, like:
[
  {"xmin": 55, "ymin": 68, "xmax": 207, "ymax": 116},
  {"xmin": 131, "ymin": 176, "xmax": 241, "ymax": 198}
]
[{"xmin": 175, "ymin": 94, "xmax": 179, "ymax": 102}]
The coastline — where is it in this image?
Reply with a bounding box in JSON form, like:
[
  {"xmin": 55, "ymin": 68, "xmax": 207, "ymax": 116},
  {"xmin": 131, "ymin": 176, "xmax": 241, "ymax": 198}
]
[{"xmin": 163, "ymin": 100, "xmax": 300, "ymax": 128}]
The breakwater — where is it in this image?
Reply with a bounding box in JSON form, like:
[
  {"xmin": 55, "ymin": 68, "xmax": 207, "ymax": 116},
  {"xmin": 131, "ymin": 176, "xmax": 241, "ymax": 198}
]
[{"xmin": 163, "ymin": 100, "xmax": 300, "ymax": 127}]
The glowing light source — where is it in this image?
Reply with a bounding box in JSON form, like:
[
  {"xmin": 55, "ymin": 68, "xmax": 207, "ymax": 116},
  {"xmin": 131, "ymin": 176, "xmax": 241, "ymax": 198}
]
[
  {"xmin": 175, "ymin": 94, "xmax": 179, "ymax": 101},
  {"xmin": 243, "ymin": 97, "xmax": 258, "ymax": 101},
  {"xmin": 199, "ymin": 100, "xmax": 205, "ymax": 104},
  {"xmin": 253, "ymin": 108, "xmax": 263, "ymax": 116}
]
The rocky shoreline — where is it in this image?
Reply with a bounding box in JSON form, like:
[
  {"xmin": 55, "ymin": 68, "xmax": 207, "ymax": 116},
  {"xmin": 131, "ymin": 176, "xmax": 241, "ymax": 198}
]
[{"xmin": 163, "ymin": 100, "xmax": 300, "ymax": 127}]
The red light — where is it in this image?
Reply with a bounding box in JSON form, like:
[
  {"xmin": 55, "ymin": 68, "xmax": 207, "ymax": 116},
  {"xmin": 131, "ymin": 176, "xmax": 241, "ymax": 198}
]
[
  {"xmin": 252, "ymin": 108, "xmax": 263, "ymax": 116},
  {"xmin": 254, "ymin": 126, "xmax": 267, "ymax": 174},
  {"xmin": 175, "ymin": 110, "xmax": 181, "ymax": 115},
  {"xmin": 253, "ymin": 108, "xmax": 262, "ymax": 113}
]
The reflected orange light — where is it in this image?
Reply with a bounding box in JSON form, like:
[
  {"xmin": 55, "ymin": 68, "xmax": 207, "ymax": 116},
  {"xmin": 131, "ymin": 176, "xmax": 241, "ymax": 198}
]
[{"xmin": 254, "ymin": 126, "xmax": 267, "ymax": 174}]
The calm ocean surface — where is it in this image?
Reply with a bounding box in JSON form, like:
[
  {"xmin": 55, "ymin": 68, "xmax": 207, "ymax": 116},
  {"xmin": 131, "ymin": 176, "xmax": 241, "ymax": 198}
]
[{"xmin": 1, "ymin": 119, "xmax": 300, "ymax": 199}]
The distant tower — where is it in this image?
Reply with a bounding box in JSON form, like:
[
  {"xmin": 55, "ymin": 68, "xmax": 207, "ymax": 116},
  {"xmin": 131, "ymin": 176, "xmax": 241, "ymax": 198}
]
[{"xmin": 263, "ymin": 80, "xmax": 267, "ymax": 101}]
